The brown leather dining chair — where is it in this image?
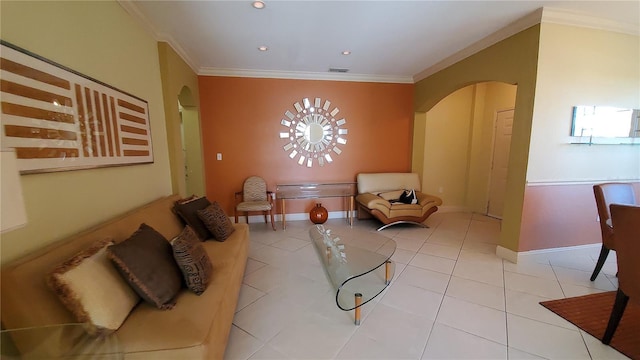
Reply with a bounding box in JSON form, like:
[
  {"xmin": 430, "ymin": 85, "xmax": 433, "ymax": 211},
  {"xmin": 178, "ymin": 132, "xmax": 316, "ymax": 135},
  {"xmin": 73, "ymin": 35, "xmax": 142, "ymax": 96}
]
[
  {"xmin": 602, "ymin": 203, "xmax": 640, "ymax": 344},
  {"xmin": 590, "ymin": 183, "xmax": 637, "ymax": 281}
]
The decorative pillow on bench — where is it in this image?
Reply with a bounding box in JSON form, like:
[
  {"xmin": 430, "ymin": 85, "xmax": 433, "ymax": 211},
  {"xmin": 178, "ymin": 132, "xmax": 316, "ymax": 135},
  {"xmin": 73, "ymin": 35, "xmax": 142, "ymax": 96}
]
[
  {"xmin": 47, "ymin": 238, "xmax": 140, "ymax": 332},
  {"xmin": 197, "ymin": 201, "xmax": 235, "ymax": 241},
  {"xmin": 173, "ymin": 196, "xmax": 214, "ymax": 240},
  {"xmin": 107, "ymin": 223, "xmax": 183, "ymax": 310},
  {"xmin": 171, "ymin": 226, "xmax": 213, "ymax": 295}
]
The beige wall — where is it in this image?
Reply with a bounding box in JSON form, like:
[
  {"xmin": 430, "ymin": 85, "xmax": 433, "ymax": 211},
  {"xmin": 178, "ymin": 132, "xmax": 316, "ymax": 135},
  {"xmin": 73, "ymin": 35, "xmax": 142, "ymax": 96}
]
[
  {"xmin": 528, "ymin": 23, "xmax": 640, "ymax": 183},
  {"xmin": 0, "ymin": 1, "xmax": 172, "ymax": 264},
  {"xmin": 517, "ymin": 24, "xmax": 640, "ymax": 251},
  {"xmin": 158, "ymin": 42, "xmax": 204, "ymax": 197}
]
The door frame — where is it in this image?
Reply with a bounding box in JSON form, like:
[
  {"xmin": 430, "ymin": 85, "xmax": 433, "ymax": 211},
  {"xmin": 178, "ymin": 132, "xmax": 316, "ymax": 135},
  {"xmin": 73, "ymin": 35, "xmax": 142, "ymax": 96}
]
[{"xmin": 486, "ymin": 107, "xmax": 515, "ymax": 218}]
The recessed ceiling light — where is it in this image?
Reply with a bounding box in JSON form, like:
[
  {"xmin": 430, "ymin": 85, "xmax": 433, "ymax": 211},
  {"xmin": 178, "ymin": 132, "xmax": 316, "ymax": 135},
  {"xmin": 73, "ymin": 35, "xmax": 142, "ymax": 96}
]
[
  {"xmin": 252, "ymin": 1, "xmax": 265, "ymax": 9},
  {"xmin": 258, "ymin": 46, "xmax": 268, "ymax": 51},
  {"xmin": 341, "ymin": 50, "xmax": 351, "ymax": 55}
]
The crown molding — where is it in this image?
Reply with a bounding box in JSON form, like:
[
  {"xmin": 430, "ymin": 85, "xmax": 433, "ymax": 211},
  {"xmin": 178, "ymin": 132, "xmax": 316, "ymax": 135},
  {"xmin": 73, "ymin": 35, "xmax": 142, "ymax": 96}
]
[
  {"xmin": 413, "ymin": 7, "xmax": 639, "ymax": 82},
  {"xmin": 413, "ymin": 8, "xmax": 543, "ymax": 82},
  {"xmin": 119, "ymin": 2, "xmax": 638, "ymax": 85},
  {"xmin": 541, "ymin": 7, "xmax": 640, "ymax": 36},
  {"xmin": 117, "ymin": 0, "xmax": 200, "ymax": 73},
  {"xmin": 198, "ymin": 68, "xmax": 414, "ymax": 84}
]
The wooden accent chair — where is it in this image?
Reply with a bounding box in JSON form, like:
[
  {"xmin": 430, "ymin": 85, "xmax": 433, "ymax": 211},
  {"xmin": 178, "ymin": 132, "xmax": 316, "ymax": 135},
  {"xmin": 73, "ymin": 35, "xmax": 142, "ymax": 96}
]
[
  {"xmin": 234, "ymin": 176, "xmax": 276, "ymax": 231},
  {"xmin": 602, "ymin": 203, "xmax": 640, "ymax": 344},
  {"xmin": 590, "ymin": 183, "xmax": 636, "ymax": 281}
]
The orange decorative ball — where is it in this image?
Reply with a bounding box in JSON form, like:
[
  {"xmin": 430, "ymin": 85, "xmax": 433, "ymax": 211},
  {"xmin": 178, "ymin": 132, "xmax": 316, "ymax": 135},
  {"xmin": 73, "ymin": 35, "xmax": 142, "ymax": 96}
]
[{"xmin": 310, "ymin": 203, "xmax": 328, "ymax": 224}]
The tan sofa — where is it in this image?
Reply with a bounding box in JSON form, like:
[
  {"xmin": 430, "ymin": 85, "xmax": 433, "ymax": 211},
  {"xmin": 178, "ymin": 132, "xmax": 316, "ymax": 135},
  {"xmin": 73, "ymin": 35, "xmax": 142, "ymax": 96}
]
[
  {"xmin": 356, "ymin": 173, "xmax": 443, "ymax": 231},
  {"xmin": 1, "ymin": 194, "xmax": 249, "ymax": 359}
]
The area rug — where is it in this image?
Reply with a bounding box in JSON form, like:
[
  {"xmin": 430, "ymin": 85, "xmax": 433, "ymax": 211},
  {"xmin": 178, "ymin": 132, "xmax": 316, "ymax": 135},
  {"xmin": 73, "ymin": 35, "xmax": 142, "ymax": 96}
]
[{"xmin": 540, "ymin": 291, "xmax": 639, "ymax": 360}]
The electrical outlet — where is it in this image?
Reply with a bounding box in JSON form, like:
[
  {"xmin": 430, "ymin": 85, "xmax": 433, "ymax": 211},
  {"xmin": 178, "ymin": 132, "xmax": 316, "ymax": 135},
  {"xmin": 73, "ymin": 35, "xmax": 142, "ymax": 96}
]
[
  {"xmin": 438, "ymin": 186, "xmax": 444, "ymax": 193},
  {"xmin": 216, "ymin": 153, "xmax": 222, "ymax": 161}
]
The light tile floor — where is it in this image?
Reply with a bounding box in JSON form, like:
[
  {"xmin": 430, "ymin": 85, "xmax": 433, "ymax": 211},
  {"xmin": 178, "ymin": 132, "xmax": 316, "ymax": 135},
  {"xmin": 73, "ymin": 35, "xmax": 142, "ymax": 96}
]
[{"xmin": 224, "ymin": 212, "xmax": 627, "ymax": 360}]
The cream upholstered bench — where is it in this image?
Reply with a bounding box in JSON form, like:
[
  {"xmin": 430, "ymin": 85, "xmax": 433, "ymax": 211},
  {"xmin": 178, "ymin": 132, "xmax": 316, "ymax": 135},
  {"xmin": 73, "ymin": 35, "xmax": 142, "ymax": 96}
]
[{"xmin": 355, "ymin": 173, "xmax": 443, "ymax": 231}]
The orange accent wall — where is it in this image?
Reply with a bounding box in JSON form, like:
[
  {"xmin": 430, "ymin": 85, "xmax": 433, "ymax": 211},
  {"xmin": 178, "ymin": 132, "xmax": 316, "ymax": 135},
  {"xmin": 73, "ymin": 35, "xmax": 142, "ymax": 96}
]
[
  {"xmin": 198, "ymin": 76, "xmax": 414, "ymax": 215},
  {"xmin": 518, "ymin": 182, "xmax": 640, "ymax": 251}
]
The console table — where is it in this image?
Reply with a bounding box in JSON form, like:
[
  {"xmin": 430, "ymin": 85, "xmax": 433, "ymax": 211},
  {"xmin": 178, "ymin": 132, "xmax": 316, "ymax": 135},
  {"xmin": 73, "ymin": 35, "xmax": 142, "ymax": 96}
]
[
  {"xmin": 276, "ymin": 182, "xmax": 357, "ymax": 229},
  {"xmin": 309, "ymin": 225, "xmax": 396, "ymax": 325}
]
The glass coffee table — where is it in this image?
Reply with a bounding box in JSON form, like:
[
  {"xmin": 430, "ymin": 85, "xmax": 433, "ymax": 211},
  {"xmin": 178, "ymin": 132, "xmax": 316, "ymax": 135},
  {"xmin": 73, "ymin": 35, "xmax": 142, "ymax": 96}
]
[
  {"xmin": 309, "ymin": 225, "xmax": 396, "ymax": 325},
  {"xmin": 1, "ymin": 323, "xmax": 122, "ymax": 359}
]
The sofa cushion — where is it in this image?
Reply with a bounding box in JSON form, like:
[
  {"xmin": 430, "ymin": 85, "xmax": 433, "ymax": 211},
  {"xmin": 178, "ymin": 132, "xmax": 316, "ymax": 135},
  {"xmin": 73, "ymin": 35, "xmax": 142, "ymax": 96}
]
[
  {"xmin": 171, "ymin": 226, "xmax": 213, "ymax": 295},
  {"xmin": 174, "ymin": 197, "xmax": 213, "ymax": 240},
  {"xmin": 47, "ymin": 238, "xmax": 140, "ymax": 332},
  {"xmin": 107, "ymin": 223, "xmax": 183, "ymax": 310},
  {"xmin": 114, "ymin": 224, "xmax": 249, "ymax": 356},
  {"xmin": 197, "ymin": 202, "xmax": 235, "ymax": 241}
]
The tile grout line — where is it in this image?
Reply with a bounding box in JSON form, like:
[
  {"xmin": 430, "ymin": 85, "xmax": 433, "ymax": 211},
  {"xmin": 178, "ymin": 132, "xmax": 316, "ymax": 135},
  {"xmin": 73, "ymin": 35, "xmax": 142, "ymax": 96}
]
[
  {"xmin": 502, "ymin": 255, "xmax": 510, "ymax": 359},
  {"xmin": 418, "ymin": 215, "xmax": 474, "ymax": 360}
]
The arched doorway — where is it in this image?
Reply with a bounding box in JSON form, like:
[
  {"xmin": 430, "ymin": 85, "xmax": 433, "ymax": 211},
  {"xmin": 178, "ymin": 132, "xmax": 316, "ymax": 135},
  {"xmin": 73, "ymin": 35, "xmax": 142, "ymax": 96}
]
[
  {"xmin": 414, "ymin": 81, "xmax": 517, "ymax": 217},
  {"xmin": 177, "ymin": 86, "xmax": 205, "ymax": 197}
]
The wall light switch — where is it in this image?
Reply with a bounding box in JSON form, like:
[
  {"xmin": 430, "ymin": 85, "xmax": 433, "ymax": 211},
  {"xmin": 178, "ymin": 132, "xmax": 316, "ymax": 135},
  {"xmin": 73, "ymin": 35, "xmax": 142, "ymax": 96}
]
[{"xmin": 216, "ymin": 153, "xmax": 222, "ymax": 161}]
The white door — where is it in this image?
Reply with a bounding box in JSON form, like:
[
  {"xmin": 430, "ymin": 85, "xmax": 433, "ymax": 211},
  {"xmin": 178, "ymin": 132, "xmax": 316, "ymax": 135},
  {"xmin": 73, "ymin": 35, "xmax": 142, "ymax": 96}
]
[{"xmin": 487, "ymin": 109, "xmax": 514, "ymax": 218}]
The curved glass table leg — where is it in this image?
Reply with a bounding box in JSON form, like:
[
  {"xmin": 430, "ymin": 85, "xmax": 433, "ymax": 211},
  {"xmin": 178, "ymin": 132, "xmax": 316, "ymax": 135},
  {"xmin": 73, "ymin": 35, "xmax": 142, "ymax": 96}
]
[{"xmin": 310, "ymin": 225, "xmax": 396, "ymax": 325}]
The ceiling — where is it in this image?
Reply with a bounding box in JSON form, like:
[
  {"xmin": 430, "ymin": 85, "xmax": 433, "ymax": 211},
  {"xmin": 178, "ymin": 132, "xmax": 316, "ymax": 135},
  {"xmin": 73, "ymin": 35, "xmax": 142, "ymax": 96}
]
[{"xmin": 120, "ymin": 1, "xmax": 640, "ymax": 83}]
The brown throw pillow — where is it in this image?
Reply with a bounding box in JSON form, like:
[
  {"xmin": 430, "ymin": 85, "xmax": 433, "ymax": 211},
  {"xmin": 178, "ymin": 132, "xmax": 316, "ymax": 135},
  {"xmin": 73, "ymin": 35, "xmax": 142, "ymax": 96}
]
[
  {"xmin": 171, "ymin": 226, "xmax": 213, "ymax": 295},
  {"xmin": 47, "ymin": 238, "xmax": 139, "ymax": 332},
  {"xmin": 107, "ymin": 223, "xmax": 183, "ymax": 310},
  {"xmin": 173, "ymin": 196, "xmax": 213, "ymax": 240},
  {"xmin": 197, "ymin": 201, "xmax": 235, "ymax": 241}
]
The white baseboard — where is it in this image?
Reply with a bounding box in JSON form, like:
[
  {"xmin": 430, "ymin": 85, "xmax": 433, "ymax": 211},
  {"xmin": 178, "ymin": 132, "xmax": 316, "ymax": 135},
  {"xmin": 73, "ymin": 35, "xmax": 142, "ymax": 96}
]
[
  {"xmin": 496, "ymin": 246, "xmax": 518, "ymax": 263},
  {"xmin": 496, "ymin": 243, "xmax": 601, "ymax": 263},
  {"xmin": 518, "ymin": 243, "xmax": 601, "ymax": 256}
]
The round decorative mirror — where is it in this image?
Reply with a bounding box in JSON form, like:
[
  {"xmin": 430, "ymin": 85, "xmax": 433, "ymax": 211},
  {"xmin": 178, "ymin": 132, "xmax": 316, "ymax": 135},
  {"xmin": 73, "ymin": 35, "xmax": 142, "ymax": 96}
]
[{"xmin": 279, "ymin": 97, "xmax": 348, "ymax": 167}]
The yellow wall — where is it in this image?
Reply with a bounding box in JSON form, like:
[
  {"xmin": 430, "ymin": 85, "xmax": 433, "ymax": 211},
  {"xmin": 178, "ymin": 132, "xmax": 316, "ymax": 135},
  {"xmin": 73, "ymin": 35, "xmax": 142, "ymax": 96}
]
[
  {"xmin": 414, "ymin": 25, "xmax": 540, "ymax": 252},
  {"xmin": 422, "ymin": 86, "xmax": 475, "ymax": 206},
  {"xmin": 181, "ymin": 106, "xmax": 206, "ymax": 196},
  {"xmin": 528, "ymin": 24, "xmax": 640, "ymax": 182},
  {"xmin": 157, "ymin": 42, "xmax": 205, "ymax": 197},
  {"xmin": 0, "ymin": 1, "xmax": 172, "ymax": 264},
  {"xmin": 467, "ymin": 82, "xmax": 517, "ymax": 212},
  {"xmin": 420, "ymin": 82, "xmax": 516, "ymax": 211}
]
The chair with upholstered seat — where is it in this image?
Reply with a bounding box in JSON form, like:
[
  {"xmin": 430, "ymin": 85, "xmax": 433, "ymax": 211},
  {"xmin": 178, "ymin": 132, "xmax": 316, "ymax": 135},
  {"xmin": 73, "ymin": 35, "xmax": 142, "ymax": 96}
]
[
  {"xmin": 590, "ymin": 183, "xmax": 636, "ymax": 281},
  {"xmin": 602, "ymin": 203, "xmax": 640, "ymax": 344},
  {"xmin": 235, "ymin": 176, "xmax": 276, "ymax": 231}
]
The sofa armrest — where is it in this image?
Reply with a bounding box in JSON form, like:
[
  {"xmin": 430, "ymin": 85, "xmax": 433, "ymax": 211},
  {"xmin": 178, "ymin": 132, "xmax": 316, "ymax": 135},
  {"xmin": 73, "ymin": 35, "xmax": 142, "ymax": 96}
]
[
  {"xmin": 356, "ymin": 193, "xmax": 392, "ymax": 208},
  {"xmin": 416, "ymin": 191, "xmax": 443, "ymax": 207}
]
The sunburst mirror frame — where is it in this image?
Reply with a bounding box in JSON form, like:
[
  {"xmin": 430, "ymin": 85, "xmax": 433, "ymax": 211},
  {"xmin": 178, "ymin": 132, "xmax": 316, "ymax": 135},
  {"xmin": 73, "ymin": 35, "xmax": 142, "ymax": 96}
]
[{"xmin": 279, "ymin": 97, "xmax": 348, "ymax": 167}]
